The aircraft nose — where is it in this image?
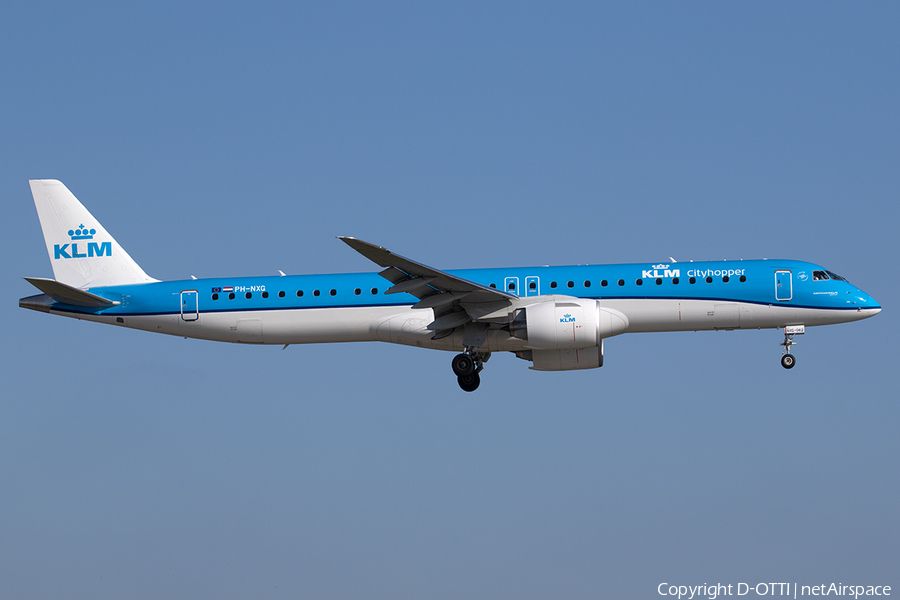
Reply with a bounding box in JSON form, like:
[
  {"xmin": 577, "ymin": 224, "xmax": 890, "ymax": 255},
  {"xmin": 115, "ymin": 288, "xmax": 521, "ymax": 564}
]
[
  {"xmin": 864, "ymin": 292, "xmax": 880, "ymax": 309},
  {"xmin": 857, "ymin": 288, "xmax": 881, "ymax": 314}
]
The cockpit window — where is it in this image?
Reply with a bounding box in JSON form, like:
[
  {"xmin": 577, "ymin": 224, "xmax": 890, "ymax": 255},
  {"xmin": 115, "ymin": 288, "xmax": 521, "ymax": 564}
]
[
  {"xmin": 812, "ymin": 270, "xmax": 829, "ymax": 281},
  {"xmin": 825, "ymin": 270, "xmax": 847, "ymax": 282}
]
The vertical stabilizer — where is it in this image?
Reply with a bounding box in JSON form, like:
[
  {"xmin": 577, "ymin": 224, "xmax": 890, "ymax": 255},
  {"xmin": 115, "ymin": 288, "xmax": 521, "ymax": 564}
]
[{"xmin": 29, "ymin": 179, "xmax": 158, "ymax": 288}]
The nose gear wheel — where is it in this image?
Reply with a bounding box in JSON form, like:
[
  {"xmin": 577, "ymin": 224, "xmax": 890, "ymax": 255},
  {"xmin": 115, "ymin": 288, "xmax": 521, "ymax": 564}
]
[{"xmin": 780, "ymin": 329, "xmax": 799, "ymax": 369}]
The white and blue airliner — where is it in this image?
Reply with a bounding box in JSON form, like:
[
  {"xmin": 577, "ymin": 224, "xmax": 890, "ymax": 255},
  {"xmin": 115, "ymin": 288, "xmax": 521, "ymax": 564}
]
[{"xmin": 21, "ymin": 180, "xmax": 881, "ymax": 391}]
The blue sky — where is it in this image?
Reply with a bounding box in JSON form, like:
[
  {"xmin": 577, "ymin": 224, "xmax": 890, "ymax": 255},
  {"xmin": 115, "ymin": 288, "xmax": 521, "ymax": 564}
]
[{"xmin": 2, "ymin": 2, "xmax": 898, "ymax": 598}]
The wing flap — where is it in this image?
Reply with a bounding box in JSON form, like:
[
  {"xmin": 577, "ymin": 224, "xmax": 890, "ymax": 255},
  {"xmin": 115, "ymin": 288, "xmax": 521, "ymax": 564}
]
[
  {"xmin": 428, "ymin": 310, "xmax": 472, "ymax": 331},
  {"xmin": 378, "ymin": 266, "xmax": 409, "ymax": 284},
  {"xmin": 412, "ymin": 291, "xmax": 472, "ymax": 310},
  {"xmin": 385, "ymin": 276, "xmax": 436, "ymax": 295}
]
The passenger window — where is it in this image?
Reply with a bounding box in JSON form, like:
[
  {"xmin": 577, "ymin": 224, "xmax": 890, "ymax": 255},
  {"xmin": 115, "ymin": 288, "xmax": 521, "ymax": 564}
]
[
  {"xmin": 212, "ymin": 293, "xmax": 219, "ymax": 300},
  {"xmin": 567, "ymin": 281, "xmax": 574, "ymax": 288},
  {"xmin": 245, "ymin": 292, "xmax": 252, "ymax": 299},
  {"xmin": 371, "ymin": 287, "xmax": 378, "ymax": 294},
  {"xmin": 313, "ymin": 290, "xmax": 320, "ymax": 297},
  {"xmin": 229, "ymin": 292, "xmax": 235, "ymax": 300},
  {"xmin": 584, "ymin": 280, "xmax": 591, "ymax": 288},
  {"xmin": 617, "ymin": 279, "xmax": 624, "ymax": 286},
  {"xmin": 655, "ymin": 278, "xmax": 662, "ymax": 285},
  {"xmin": 636, "ymin": 279, "xmax": 643, "ymax": 286},
  {"xmin": 490, "ymin": 283, "xmax": 496, "ymax": 288},
  {"xmin": 296, "ymin": 290, "xmax": 303, "ymax": 297},
  {"xmin": 529, "ymin": 281, "xmax": 537, "ymax": 290},
  {"xmin": 672, "ymin": 278, "xmax": 679, "ymax": 284},
  {"xmin": 508, "ymin": 282, "xmax": 516, "ymax": 290},
  {"xmin": 330, "ymin": 289, "xmax": 337, "ymax": 296},
  {"xmin": 706, "ymin": 276, "xmax": 713, "ymax": 283},
  {"xmin": 723, "ymin": 276, "xmax": 729, "ymax": 283},
  {"xmin": 601, "ymin": 280, "xmax": 608, "ymax": 287},
  {"xmin": 278, "ymin": 291, "xmax": 285, "ymax": 298},
  {"xmin": 354, "ymin": 288, "xmax": 361, "ymax": 295},
  {"xmin": 550, "ymin": 282, "xmax": 557, "ymax": 289},
  {"xmin": 689, "ymin": 277, "xmax": 696, "ymax": 284},
  {"xmin": 262, "ymin": 291, "xmax": 269, "ymax": 298}
]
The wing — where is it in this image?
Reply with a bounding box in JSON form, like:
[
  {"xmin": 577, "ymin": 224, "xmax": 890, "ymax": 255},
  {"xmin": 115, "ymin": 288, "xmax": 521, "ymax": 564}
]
[
  {"xmin": 338, "ymin": 237, "xmax": 516, "ymax": 339},
  {"xmin": 338, "ymin": 237, "xmax": 516, "ymax": 304}
]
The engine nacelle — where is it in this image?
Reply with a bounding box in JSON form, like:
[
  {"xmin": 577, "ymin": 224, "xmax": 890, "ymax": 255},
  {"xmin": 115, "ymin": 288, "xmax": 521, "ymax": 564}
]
[
  {"xmin": 509, "ymin": 299, "xmax": 628, "ymax": 350},
  {"xmin": 530, "ymin": 342, "xmax": 604, "ymax": 371}
]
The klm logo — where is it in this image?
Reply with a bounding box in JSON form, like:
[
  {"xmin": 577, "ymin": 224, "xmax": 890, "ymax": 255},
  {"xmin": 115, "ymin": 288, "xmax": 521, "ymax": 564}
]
[
  {"xmin": 54, "ymin": 224, "xmax": 112, "ymax": 259},
  {"xmin": 560, "ymin": 313, "xmax": 576, "ymax": 323},
  {"xmin": 642, "ymin": 263, "xmax": 680, "ymax": 279},
  {"xmin": 69, "ymin": 225, "xmax": 95, "ymax": 240}
]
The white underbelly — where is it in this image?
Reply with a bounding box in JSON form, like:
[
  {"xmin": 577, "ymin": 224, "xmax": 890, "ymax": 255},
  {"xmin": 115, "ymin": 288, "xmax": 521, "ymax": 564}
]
[{"xmin": 601, "ymin": 299, "xmax": 867, "ymax": 332}]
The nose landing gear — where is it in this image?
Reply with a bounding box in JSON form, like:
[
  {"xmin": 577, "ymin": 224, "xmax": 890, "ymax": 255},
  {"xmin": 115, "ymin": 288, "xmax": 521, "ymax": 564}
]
[
  {"xmin": 452, "ymin": 347, "xmax": 490, "ymax": 392},
  {"xmin": 780, "ymin": 325, "xmax": 804, "ymax": 369}
]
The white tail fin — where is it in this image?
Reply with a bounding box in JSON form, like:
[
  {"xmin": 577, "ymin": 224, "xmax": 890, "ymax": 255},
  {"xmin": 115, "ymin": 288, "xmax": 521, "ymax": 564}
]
[{"xmin": 29, "ymin": 179, "xmax": 158, "ymax": 288}]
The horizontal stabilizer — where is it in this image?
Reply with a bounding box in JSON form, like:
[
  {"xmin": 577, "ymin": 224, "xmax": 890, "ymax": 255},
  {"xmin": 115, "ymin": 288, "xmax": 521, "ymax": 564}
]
[{"xmin": 24, "ymin": 277, "xmax": 119, "ymax": 308}]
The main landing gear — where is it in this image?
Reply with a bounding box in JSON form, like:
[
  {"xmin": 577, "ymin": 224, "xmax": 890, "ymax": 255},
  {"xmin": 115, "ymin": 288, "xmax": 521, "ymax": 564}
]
[
  {"xmin": 452, "ymin": 348, "xmax": 490, "ymax": 392},
  {"xmin": 780, "ymin": 326, "xmax": 804, "ymax": 369}
]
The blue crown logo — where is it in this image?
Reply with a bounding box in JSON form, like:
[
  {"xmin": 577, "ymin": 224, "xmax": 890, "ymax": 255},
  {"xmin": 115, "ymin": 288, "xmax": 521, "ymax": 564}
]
[
  {"xmin": 564, "ymin": 313, "xmax": 571, "ymax": 319},
  {"xmin": 68, "ymin": 224, "xmax": 96, "ymax": 240}
]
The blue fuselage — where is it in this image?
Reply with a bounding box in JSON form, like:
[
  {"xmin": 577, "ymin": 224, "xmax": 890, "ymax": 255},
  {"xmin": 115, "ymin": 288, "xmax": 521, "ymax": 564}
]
[{"xmin": 66, "ymin": 259, "xmax": 879, "ymax": 318}]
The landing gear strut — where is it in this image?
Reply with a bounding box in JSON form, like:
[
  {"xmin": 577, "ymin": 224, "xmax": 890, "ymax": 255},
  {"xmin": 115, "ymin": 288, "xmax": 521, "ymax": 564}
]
[
  {"xmin": 780, "ymin": 326, "xmax": 803, "ymax": 369},
  {"xmin": 452, "ymin": 347, "xmax": 490, "ymax": 392}
]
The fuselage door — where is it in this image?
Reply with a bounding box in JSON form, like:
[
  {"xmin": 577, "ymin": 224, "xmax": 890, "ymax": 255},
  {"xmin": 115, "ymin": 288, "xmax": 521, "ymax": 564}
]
[
  {"xmin": 504, "ymin": 277, "xmax": 520, "ymax": 296},
  {"xmin": 525, "ymin": 276, "xmax": 540, "ymax": 297},
  {"xmin": 775, "ymin": 271, "xmax": 792, "ymax": 301},
  {"xmin": 181, "ymin": 290, "xmax": 199, "ymax": 321}
]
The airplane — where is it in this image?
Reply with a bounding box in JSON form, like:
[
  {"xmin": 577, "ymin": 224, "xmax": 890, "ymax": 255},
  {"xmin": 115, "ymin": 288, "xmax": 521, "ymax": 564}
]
[{"xmin": 20, "ymin": 180, "xmax": 882, "ymax": 392}]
